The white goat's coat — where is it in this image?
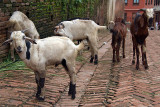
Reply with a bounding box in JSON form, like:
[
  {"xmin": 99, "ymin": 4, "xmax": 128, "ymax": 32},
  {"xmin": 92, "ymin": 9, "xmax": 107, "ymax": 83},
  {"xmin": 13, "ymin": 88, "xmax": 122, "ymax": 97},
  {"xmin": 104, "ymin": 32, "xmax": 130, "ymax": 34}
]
[
  {"xmin": 8, "ymin": 11, "xmax": 40, "ymax": 61},
  {"xmin": 9, "ymin": 11, "xmax": 39, "ymax": 39},
  {"xmin": 54, "ymin": 19, "xmax": 107, "ymax": 64},
  {"xmin": 6, "ymin": 31, "xmax": 84, "ymax": 99},
  {"xmin": 20, "ymin": 37, "xmax": 79, "ymax": 72}
]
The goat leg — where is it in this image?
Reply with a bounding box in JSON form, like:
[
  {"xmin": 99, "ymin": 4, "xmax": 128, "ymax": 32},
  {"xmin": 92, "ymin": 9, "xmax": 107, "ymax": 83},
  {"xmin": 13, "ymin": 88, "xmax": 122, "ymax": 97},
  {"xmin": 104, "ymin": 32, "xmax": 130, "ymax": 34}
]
[
  {"xmin": 10, "ymin": 43, "xmax": 15, "ymax": 61},
  {"xmin": 132, "ymin": 38, "xmax": 136, "ymax": 64},
  {"xmin": 90, "ymin": 55, "xmax": 94, "ymax": 63},
  {"xmin": 94, "ymin": 55, "xmax": 98, "ymax": 65},
  {"xmin": 35, "ymin": 78, "xmax": 41, "ymax": 98},
  {"xmin": 34, "ymin": 72, "xmax": 40, "ymax": 98},
  {"xmin": 136, "ymin": 46, "xmax": 140, "ymax": 70},
  {"xmin": 122, "ymin": 38, "xmax": 125, "ymax": 58},
  {"xmin": 37, "ymin": 78, "xmax": 45, "ymax": 101},
  {"xmin": 71, "ymin": 84, "xmax": 76, "ymax": 99},
  {"xmin": 113, "ymin": 49, "xmax": 116, "ymax": 62},
  {"xmin": 116, "ymin": 44, "xmax": 120, "ymax": 62},
  {"xmin": 144, "ymin": 53, "xmax": 149, "ymax": 69},
  {"xmin": 68, "ymin": 82, "xmax": 72, "ymax": 95},
  {"xmin": 112, "ymin": 44, "xmax": 116, "ymax": 62},
  {"xmin": 141, "ymin": 46, "xmax": 145, "ymax": 65},
  {"xmin": 143, "ymin": 42, "xmax": 149, "ymax": 69}
]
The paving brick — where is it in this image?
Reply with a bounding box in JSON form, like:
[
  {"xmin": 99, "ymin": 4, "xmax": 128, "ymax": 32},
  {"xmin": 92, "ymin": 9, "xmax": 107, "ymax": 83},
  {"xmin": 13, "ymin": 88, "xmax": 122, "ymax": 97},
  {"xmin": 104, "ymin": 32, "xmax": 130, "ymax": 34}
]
[{"xmin": 1, "ymin": 30, "xmax": 160, "ymax": 106}]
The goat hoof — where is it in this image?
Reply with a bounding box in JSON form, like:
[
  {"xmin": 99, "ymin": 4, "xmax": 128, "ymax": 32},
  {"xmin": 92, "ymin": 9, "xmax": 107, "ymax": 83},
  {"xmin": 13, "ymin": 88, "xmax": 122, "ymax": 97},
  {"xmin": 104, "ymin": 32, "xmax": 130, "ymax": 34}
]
[
  {"xmin": 68, "ymin": 91, "xmax": 71, "ymax": 96},
  {"xmin": 90, "ymin": 59, "xmax": 93, "ymax": 63},
  {"xmin": 36, "ymin": 93, "xmax": 40, "ymax": 98},
  {"xmin": 112, "ymin": 59, "xmax": 116, "ymax": 63},
  {"xmin": 71, "ymin": 94, "xmax": 75, "ymax": 99},
  {"xmin": 94, "ymin": 60, "xmax": 98, "ymax": 65},
  {"xmin": 132, "ymin": 60, "xmax": 135, "ymax": 64},
  {"xmin": 123, "ymin": 55, "xmax": 125, "ymax": 58},
  {"xmin": 136, "ymin": 66, "xmax": 139, "ymax": 70},
  {"xmin": 142, "ymin": 62, "xmax": 145, "ymax": 65},
  {"xmin": 37, "ymin": 96, "xmax": 45, "ymax": 101},
  {"xmin": 145, "ymin": 65, "xmax": 149, "ymax": 69}
]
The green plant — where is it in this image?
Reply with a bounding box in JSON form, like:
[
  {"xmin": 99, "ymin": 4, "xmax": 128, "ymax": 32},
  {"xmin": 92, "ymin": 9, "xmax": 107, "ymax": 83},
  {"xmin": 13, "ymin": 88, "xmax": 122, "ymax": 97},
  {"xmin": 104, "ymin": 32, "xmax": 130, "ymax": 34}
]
[
  {"xmin": 0, "ymin": 54, "xmax": 30, "ymax": 72},
  {"xmin": 76, "ymin": 55, "xmax": 85, "ymax": 62}
]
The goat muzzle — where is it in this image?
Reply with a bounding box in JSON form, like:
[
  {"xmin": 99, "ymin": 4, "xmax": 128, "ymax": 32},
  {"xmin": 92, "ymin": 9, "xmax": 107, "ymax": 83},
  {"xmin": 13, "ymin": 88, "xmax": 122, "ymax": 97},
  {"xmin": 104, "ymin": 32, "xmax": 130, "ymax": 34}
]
[
  {"xmin": 148, "ymin": 18, "xmax": 153, "ymax": 27},
  {"xmin": 16, "ymin": 46, "xmax": 22, "ymax": 53}
]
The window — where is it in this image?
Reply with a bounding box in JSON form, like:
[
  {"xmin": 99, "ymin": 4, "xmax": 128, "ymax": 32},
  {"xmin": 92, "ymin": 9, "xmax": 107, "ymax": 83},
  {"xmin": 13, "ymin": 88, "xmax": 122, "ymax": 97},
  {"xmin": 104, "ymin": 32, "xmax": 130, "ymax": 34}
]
[
  {"xmin": 156, "ymin": 0, "xmax": 158, "ymax": 5},
  {"xmin": 151, "ymin": 0, "xmax": 152, "ymax": 4},
  {"xmin": 145, "ymin": 0, "xmax": 147, "ymax": 4},
  {"xmin": 125, "ymin": 0, "xmax": 128, "ymax": 4},
  {"xmin": 124, "ymin": 13, "xmax": 127, "ymax": 21},
  {"xmin": 133, "ymin": 0, "xmax": 139, "ymax": 4},
  {"xmin": 148, "ymin": 0, "xmax": 150, "ymax": 4}
]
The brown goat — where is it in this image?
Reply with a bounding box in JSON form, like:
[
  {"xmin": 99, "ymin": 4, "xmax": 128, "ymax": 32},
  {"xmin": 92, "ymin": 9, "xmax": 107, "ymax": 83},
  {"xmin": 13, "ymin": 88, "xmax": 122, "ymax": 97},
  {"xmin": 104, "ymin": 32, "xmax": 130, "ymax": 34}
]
[
  {"xmin": 130, "ymin": 8, "xmax": 154, "ymax": 70},
  {"xmin": 110, "ymin": 18, "xmax": 127, "ymax": 62}
]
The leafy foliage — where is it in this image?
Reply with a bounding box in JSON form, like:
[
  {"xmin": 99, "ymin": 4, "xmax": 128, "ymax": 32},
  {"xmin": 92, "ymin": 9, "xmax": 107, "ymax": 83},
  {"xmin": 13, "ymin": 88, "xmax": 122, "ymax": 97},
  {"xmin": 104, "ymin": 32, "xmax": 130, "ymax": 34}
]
[{"xmin": 29, "ymin": 0, "xmax": 97, "ymax": 21}]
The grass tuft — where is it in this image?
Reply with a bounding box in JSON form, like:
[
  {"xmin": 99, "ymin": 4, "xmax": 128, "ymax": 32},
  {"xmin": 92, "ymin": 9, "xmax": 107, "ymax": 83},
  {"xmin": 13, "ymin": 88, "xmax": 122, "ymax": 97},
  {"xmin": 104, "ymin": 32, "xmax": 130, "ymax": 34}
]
[{"xmin": 0, "ymin": 54, "xmax": 30, "ymax": 72}]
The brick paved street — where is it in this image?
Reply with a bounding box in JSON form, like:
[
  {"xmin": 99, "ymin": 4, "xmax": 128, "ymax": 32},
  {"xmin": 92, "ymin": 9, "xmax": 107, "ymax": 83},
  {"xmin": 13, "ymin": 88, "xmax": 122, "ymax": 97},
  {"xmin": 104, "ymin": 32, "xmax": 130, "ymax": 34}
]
[{"xmin": 0, "ymin": 30, "xmax": 160, "ymax": 107}]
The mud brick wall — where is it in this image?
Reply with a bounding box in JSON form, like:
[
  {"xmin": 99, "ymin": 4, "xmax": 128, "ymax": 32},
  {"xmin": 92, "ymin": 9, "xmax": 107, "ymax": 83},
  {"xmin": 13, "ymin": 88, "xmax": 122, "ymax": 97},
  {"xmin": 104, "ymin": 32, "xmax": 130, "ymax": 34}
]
[{"xmin": 0, "ymin": 0, "xmax": 100, "ymax": 61}]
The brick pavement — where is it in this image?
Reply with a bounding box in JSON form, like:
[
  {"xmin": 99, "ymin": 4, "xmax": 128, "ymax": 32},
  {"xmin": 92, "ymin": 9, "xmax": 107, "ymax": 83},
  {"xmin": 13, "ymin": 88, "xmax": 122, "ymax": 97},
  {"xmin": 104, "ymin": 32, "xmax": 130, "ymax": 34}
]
[
  {"xmin": 0, "ymin": 30, "xmax": 160, "ymax": 106},
  {"xmin": 104, "ymin": 30, "xmax": 160, "ymax": 107}
]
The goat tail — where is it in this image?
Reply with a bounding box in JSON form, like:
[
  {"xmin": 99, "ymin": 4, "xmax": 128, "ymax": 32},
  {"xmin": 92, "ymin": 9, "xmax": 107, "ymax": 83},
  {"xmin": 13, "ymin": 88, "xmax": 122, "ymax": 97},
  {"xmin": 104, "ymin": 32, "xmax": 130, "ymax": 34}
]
[
  {"xmin": 97, "ymin": 25, "xmax": 107, "ymax": 31},
  {"xmin": 76, "ymin": 41, "xmax": 85, "ymax": 52}
]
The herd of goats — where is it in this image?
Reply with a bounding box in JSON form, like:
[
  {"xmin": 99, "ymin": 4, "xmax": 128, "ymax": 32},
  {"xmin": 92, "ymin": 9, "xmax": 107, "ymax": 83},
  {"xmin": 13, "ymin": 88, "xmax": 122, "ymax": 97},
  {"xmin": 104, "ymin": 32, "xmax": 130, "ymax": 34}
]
[{"xmin": 1, "ymin": 8, "xmax": 154, "ymax": 101}]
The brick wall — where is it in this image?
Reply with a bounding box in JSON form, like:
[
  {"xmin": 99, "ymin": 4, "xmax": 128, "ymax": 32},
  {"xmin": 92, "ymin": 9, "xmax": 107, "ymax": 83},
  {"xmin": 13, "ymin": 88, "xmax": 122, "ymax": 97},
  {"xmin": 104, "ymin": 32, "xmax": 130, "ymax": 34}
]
[{"xmin": 125, "ymin": 0, "xmax": 154, "ymax": 22}]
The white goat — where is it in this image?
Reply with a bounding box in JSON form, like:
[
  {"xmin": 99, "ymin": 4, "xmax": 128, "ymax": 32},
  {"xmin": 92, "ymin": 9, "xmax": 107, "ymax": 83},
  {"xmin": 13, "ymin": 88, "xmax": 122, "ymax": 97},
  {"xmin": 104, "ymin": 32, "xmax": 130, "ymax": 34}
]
[
  {"xmin": 54, "ymin": 19, "xmax": 107, "ymax": 64},
  {"xmin": 2, "ymin": 31, "xmax": 84, "ymax": 100},
  {"xmin": 8, "ymin": 11, "xmax": 40, "ymax": 61}
]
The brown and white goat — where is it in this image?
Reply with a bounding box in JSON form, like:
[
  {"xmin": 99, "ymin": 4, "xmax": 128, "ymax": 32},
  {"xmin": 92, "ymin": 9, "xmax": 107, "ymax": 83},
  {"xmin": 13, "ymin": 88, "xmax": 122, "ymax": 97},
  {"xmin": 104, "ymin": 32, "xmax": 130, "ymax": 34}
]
[
  {"xmin": 110, "ymin": 18, "xmax": 127, "ymax": 62},
  {"xmin": 130, "ymin": 8, "xmax": 154, "ymax": 70}
]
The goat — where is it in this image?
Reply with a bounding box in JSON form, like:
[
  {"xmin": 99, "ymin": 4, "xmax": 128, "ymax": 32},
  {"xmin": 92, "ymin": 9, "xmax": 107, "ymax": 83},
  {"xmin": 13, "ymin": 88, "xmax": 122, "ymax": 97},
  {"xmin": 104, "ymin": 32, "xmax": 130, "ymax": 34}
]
[
  {"xmin": 110, "ymin": 18, "xmax": 127, "ymax": 62},
  {"xmin": 54, "ymin": 19, "xmax": 107, "ymax": 64},
  {"xmin": 2, "ymin": 31, "xmax": 84, "ymax": 100},
  {"xmin": 130, "ymin": 8, "xmax": 154, "ymax": 70},
  {"xmin": 8, "ymin": 11, "xmax": 40, "ymax": 61},
  {"xmin": 108, "ymin": 21, "xmax": 115, "ymax": 30}
]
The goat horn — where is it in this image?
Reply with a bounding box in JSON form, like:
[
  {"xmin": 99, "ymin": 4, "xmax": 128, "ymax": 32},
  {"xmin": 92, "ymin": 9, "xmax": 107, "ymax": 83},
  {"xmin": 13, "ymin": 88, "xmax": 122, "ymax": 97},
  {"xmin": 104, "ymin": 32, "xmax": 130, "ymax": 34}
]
[
  {"xmin": 25, "ymin": 37, "xmax": 37, "ymax": 44},
  {"xmin": 55, "ymin": 26, "xmax": 59, "ymax": 29},
  {"xmin": 2, "ymin": 39, "xmax": 13, "ymax": 46}
]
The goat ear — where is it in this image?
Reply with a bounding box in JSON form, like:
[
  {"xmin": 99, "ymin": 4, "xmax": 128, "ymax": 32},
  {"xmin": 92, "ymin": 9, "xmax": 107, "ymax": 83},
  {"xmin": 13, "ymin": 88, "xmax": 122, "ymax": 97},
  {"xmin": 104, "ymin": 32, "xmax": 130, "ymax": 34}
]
[
  {"xmin": 25, "ymin": 37, "xmax": 37, "ymax": 44},
  {"xmin": 2, "ymin": 39, "xmax": 13, "ymax": 46},
  {"xmin": 139, "ymin": 8, "xmax": 146, "ymax": 11},
  {"xmin": 139, "ymin": 17, "xmax": 144, "ymax": 27}
]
